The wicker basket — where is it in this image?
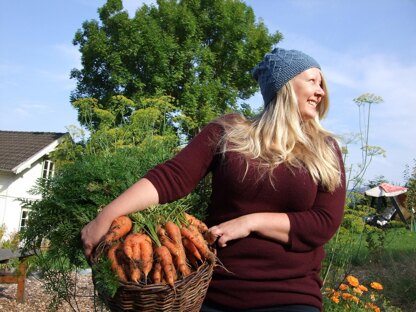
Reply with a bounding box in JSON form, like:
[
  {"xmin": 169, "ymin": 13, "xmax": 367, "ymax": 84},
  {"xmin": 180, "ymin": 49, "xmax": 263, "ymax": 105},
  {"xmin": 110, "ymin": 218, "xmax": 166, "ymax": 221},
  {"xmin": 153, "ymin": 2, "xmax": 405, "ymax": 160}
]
[{"xmin": 97, "ymin": 260, "xmax": 214, "ymax": 312}]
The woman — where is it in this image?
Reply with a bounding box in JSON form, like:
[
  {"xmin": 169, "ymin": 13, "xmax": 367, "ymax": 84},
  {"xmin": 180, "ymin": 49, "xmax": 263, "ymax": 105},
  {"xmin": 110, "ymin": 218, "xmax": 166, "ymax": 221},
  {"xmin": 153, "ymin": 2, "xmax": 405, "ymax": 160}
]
[{"xmin": 82, "ymin": 48, "xmax": 346, "ymax": 312}]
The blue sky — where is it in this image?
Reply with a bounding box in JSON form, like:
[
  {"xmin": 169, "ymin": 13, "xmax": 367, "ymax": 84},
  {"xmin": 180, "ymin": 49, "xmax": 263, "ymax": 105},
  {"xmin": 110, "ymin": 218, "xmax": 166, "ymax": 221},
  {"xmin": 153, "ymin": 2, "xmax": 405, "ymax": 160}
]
[{"xmin": 1, "ymin": 0, "xmax": 415, "ymax": 185}]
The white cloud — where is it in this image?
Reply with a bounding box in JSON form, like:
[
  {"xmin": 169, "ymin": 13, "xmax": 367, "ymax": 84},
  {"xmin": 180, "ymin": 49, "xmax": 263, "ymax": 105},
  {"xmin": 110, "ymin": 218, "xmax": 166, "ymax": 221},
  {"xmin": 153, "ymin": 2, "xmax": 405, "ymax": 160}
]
[
  {"xmin": 324, "ymin": 69, "xmax": 357, "ymax": 89},
  {"xmin": 323, "ymin": 51, "xmax": 416, "ymax": 184},
  {"xmin": 353, "ymin": 55, "xmax": 416, "ymax": 141}
]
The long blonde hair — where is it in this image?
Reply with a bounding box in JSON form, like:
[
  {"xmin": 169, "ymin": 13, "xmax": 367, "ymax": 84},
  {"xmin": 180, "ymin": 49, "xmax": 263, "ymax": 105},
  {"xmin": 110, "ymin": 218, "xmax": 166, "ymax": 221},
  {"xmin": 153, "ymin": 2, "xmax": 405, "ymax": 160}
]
[{"xmin": 217, "ymin": 75, "xmax": 342, "ymax": 192}]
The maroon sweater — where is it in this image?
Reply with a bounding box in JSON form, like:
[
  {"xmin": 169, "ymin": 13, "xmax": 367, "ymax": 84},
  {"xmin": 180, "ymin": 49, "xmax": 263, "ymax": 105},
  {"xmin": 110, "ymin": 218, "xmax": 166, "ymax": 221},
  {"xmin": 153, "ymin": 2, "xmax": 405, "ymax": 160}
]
[{"xmin": 144, "ymin": 118, "xmax": 346, "ymax": 310}]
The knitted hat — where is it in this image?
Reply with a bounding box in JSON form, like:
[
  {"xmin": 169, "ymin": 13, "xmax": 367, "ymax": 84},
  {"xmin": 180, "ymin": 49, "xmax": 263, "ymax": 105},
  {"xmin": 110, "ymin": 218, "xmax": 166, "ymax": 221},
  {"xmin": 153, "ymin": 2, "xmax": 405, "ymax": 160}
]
[{"xmin": 252, "ymin": 48, "xmax": 321, "ymax": 106}]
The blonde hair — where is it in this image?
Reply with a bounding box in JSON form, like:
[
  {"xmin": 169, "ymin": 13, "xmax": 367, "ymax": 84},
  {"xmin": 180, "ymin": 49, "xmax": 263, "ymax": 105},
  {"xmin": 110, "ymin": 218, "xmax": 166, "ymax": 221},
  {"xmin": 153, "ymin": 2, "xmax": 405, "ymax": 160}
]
[{"xmin": 217, "ymin": 75, "xmax": 342, "ymax": 192}]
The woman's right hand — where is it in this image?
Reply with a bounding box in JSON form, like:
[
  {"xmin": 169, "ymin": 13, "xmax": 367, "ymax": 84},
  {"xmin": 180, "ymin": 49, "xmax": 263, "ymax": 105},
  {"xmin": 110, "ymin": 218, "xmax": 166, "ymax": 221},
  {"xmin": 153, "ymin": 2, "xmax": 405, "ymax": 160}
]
[
  {"xmin": 81, "ymin": 216, "xmax": 112, "ymax": 260},
  {"xmin": 80, "ymin": 178, "xmax": 159, "ymax": 260}
]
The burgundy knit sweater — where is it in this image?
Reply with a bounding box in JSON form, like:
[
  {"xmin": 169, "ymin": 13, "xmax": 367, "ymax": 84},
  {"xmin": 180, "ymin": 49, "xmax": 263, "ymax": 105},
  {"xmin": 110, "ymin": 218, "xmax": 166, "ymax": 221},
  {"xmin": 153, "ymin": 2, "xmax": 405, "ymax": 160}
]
[{"xmin": 144, "ymin": 117, "xmax": 346, "ymax": 310}]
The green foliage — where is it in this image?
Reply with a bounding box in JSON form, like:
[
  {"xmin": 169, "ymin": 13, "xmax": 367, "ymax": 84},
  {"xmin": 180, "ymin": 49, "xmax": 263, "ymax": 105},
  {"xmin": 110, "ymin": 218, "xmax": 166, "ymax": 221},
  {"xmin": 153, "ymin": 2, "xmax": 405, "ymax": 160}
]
[
  {"xmin": 0, "ymin": 225, "xmax": 21, "ymax": 250},
  {"xmin": 353, "ymin": 228, "xmax": 416, "ymax": 311},
  {"xmin": 322, "ymin": 204, "xmax": 387, "ymax": 287},
  {"xmin": 70, "ymin": 0, "xmax": 281, "ymax": 137},
  {"xmin": 92, "ymin": 257, "xmax": 120, "ymax": 298},
  {"xmin": 322, "ymin": 223, "xmax": 415, "ymax": 311},
  {"xmin": 378, "ymin": 248, "xmax": 416, "ymax": 310},
  {"xmin": 404, "ymin": 159, "xmax": 416, "ymax": 232},
  {"xmin": 20, "ymin": 141, "xmax": 174, "ymax": 267},
  {"xmin": 342, "ymin": 208, "xmax": 367, "ymax": 234},
  {"xmin": 52, "ymin": 95, "xmax": 180, "ymax": 168},
  {"xmin": 0, "ymin": 223, "xmax": 6, "ymax": 242},
  {"xmin": 0, "ymin": 229, "xmax": 21, "ymax": 271},
  {"xmin": 365, "ymin": 226, "xmax": 387, "ymax": 257},
  {"xmin": 32, "ymin": 250, "xmax": 77, "ymax": 311},
  {"xmin": 19, "ymin": 134, "xmax": 186, "ymax": 310}
]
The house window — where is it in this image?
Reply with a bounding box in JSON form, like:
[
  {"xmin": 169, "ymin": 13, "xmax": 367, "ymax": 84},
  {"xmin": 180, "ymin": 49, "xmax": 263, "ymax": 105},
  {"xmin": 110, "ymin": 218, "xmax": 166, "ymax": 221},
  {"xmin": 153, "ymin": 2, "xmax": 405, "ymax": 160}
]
[
  {"xmin": 42, "ymin": 159, "xmax": 54, "ymax": 179},
  {"xmin": 20, "ymin": 209, "xmax": 31, "ymax": 231}
]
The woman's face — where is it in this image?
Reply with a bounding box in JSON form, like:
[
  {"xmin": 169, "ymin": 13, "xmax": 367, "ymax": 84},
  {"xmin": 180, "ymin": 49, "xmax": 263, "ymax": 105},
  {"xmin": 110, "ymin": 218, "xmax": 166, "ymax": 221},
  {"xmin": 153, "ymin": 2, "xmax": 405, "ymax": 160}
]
[{"xmin": 291, "ymin": 67, "xmax": 325, "ymax": 121}]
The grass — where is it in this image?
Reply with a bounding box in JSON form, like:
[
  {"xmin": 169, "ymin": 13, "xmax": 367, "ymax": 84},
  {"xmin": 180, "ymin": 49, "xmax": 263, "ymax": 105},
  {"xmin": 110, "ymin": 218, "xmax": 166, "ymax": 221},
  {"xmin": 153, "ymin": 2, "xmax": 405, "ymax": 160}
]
[{"xmin": 351, "ymin": 226, "xmax": 416, "ymax": 311}]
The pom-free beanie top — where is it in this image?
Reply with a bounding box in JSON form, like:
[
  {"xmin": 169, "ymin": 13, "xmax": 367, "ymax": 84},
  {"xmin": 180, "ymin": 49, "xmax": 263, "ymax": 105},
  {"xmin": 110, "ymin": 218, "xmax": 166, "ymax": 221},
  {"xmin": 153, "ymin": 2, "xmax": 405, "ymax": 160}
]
[{"xmin": 252, "ymin": 48, "xmax": 321, "ymax": 106}]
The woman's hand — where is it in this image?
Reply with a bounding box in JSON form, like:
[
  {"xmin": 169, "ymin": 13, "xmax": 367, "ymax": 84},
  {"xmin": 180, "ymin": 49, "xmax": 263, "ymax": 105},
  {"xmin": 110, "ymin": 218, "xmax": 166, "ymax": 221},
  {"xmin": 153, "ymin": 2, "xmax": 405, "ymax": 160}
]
[
  {"xmin": 208, "ymin": 212, "xmax": 290, "ymax": 247},
  {"xmin": 208, "ymin": 215, "xmax": 252, "ymax": 247},
  {"xmin": 80, "ymin": 178, "xmax": 159, "ymax": 260},
  {"xmin": 81, "ymin": 216, "xmax": 112, "ymax": 260}
]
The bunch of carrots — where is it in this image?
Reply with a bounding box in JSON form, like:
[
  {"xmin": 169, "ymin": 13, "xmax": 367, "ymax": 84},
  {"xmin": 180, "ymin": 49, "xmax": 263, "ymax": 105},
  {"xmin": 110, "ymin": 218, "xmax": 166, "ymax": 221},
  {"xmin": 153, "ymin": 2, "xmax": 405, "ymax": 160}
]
[{"xmin": 93, "ymin": 209, "xmax": 215, "ymax": 288}]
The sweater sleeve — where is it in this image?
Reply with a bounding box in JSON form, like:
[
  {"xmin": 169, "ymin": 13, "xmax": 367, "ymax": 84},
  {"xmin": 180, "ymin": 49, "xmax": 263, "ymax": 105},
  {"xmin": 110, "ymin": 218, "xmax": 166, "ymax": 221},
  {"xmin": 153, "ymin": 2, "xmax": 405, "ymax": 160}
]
[
  {"xmin": 286, "ymin": 140, "xmax": 346, "ymax": 252},
  {"xmin": 144, "ymin": 122, "xmax": 221, "ymax": 204}
]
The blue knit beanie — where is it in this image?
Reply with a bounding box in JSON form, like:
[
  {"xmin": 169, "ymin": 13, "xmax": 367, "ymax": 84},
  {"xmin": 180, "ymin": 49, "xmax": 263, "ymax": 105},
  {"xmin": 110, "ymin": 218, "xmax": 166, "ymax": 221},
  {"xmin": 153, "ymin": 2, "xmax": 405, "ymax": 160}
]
[{"xmin": 252, "ymin": 48, "xmax": 321, "ymax": 106}]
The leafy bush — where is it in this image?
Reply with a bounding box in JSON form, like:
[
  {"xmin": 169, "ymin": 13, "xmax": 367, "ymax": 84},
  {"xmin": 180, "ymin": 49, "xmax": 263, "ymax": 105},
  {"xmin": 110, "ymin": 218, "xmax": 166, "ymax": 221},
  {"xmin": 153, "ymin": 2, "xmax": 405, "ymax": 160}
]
[
  {"xmin": 21, "ymin": 139, "xmax": 177, "ymax": 264},
  {"xmin": 18, "ymin": 138, "xmax": 190, "ymax": 310}
]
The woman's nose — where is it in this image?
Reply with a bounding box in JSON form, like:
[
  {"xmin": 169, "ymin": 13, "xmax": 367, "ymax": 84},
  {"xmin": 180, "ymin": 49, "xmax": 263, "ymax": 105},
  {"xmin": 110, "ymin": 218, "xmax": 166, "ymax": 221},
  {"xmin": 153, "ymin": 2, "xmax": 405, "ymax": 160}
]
[{"xmin": 316, "ymin": 85, "xmax": 325, "ymax": 97}]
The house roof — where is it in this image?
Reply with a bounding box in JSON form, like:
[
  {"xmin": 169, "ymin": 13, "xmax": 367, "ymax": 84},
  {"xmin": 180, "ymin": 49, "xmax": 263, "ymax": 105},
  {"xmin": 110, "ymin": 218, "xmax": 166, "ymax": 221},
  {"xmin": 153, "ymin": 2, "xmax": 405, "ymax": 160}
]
[{"xmin": 0, "ymin": 131, "xmax": 67, "ymax": 174}]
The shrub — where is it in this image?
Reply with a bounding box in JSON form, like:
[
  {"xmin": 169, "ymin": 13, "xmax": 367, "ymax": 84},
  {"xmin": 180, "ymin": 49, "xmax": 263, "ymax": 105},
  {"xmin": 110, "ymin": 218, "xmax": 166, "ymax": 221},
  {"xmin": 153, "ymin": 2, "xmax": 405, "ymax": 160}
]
[{"xmin": 18, "ymin": 137, "xmax": 199, "ymax": 310}]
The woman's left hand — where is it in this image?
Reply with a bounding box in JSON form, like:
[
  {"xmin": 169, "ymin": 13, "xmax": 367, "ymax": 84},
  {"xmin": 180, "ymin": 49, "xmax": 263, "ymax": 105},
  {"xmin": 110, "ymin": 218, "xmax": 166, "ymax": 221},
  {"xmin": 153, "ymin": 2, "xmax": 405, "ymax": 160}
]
[
  {"xmin": 208, "ymin": 215, "xmax": 252, "ymax": 247},
  {"xmin": 207, "ymin": 212, "xmax": 290, "ymax": 247}
]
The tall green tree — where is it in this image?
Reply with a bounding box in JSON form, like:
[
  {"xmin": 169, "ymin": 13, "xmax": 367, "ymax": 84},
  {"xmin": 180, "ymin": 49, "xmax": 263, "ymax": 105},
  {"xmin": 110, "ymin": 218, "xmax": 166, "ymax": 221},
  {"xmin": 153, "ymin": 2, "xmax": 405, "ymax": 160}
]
[{"xmin": 70, "ymin": 0, "xmax": 281, "ymax": 137}]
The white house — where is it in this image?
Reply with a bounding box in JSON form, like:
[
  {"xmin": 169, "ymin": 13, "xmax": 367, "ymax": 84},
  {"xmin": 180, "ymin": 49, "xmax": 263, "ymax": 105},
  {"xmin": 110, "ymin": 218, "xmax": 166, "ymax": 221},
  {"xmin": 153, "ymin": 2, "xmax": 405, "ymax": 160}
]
[{"xmin": 0, "ymin": 131, "xmax": 67, "ymax": 239}]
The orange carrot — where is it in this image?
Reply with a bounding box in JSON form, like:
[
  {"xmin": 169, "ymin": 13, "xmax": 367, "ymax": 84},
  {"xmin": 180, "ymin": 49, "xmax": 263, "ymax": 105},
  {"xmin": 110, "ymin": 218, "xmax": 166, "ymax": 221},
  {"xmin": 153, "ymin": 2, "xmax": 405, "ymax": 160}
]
[
  {"xmin": 123, "ymin": 232, "xmax": 153, "ymax": 282},
  {"xmin": 152, "ymin": 262, "xmax": 162, "ymax": 284},
  {"xmin": 129, "ymin": 262, "xmax": 141, "ymax": 283},
  {"xmin": 157, "ymin": 225, "xmax": 178, "ymax": 255},
  {"xmin": 164, "ymin": 221, "xmax": 182, "ymax": 244},
  {"xmin": 123, "ymin": 233, "xmax": 142, "ymax": 261},
  {"xmin": 107, "ymin": 242, "xmax": 128, "ymax": 283},
  {"xmin": 184, "ymin": 246, "xmax": 199, "ymax": 270},
  {"xmin": 182, "ymin": 237, "xmax": 202, "ymax": 261},
  {"xmin": 184, "ymin": 213, "xmax": 208, "ymax": 234},
  {"xmin": 160, "ymin": 222, "xmax": 191, "ymax": 277},
  {"xmin": 180, "ymin": 225, "xmax": 215, "ymax": 263},
  {"xmin": 175, "ymin": 257, "xmax": 191, "ymax": 277},
  {"xmin": 103, "ymin": 215, "xmax": 133, "ymax": 244},
  {"xmin": 154, "ymin": 245, "xmax": 176, "ymax": 287},
  {"xmin": 139, "ymin": 234, "xmax": 153, "ymax": 280}
]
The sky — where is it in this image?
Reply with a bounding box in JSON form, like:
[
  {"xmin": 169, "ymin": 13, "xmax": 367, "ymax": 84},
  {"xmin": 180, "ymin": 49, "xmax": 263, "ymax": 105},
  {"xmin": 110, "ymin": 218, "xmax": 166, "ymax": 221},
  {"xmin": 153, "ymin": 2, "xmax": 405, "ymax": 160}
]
[{"xmin": 1, "ymin": 0, "xmax": 415, "ymax": 186}]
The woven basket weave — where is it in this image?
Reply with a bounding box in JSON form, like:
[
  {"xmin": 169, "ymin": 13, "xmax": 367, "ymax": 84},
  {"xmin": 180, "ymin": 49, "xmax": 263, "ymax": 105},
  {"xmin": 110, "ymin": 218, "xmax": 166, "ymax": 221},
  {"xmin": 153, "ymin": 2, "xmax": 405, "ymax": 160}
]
[{"xmin": 97, "ymin": 260, "xmax": 214, "ymax": 312}]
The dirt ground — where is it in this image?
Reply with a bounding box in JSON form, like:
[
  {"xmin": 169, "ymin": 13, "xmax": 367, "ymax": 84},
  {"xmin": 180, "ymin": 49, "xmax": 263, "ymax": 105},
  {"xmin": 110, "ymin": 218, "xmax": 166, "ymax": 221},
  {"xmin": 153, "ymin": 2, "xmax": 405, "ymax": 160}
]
[{"xmin": 0, "ymin": 272, "xmax": 108, "ymax": 312}]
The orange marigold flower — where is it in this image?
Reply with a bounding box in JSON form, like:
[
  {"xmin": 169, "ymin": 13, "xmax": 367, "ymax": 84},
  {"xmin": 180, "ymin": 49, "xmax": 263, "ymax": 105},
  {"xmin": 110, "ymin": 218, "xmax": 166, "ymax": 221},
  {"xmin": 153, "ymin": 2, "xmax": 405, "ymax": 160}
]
[
  {"xmin": 353, "ymin": 287, "xmax": 363, "ymax": 295},
  {"xmin": 331, "ymin": 295, "xmax": 340, "ymax": 304},
  {"xmin": 358, "ymin": 284, "xmax": 368, "ymax": 292},
  {"xmin": 347, "ymin": 275, "xmax": 359, "ymax": 287},
  {"xmin": 339, "ymin": 283, "xmax": 349, "ymax": 290},
  {"xmin": 324, "ymin": 287, "xmax": 334, "ymax": 293},
  {"xmin": 365, "ymin": 303, "xmax": 381, "ymax": 312},
  {"xmin": 342, "ymin": 293, "xmax": 353, "ymax": 299},
  {"xmin": 370, "ymin": 282, "xmax": 383, "ymax": 290},
  {"xmin": 350, "ymin": 295, "xmax": 360, "ymax": 303}
]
